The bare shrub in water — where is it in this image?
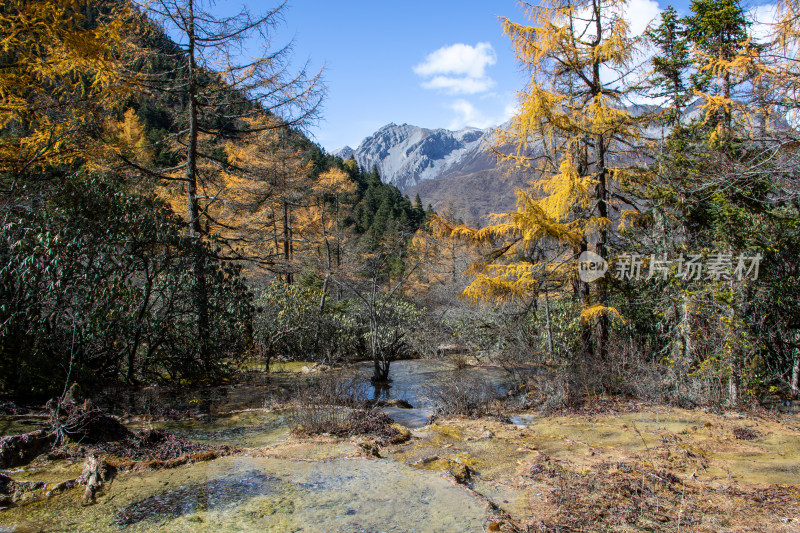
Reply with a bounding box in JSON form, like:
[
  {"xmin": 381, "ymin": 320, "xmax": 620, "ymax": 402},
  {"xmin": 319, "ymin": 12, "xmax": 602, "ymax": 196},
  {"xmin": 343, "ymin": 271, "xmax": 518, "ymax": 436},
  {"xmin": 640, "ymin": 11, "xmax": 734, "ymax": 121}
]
[
  {"xmin": 421, "ymin": 371, "xmax": 499, "ymax": 418},
  {"xmin": 289, "ymin": 373, "xmax": 370, "ymax": 435}
]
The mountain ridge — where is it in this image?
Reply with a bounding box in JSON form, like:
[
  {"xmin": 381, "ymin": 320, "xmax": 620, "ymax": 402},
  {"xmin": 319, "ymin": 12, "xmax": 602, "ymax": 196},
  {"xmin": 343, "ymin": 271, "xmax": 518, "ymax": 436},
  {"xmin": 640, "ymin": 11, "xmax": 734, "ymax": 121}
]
[
  {"xmin": 334, "ymin": 122, "xmax": 520, "ymax": 223},
  {"xmin": 333, "ymin": 122, "xmax": 498, "ymax": 192}
]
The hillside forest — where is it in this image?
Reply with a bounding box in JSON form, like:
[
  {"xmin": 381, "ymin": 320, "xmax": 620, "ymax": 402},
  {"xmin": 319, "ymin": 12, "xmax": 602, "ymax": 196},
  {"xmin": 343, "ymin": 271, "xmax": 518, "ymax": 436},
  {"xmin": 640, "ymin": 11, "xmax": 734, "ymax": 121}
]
[{"xmin": 2, "ymin": 0, "xmax": 800, "ymax": 412}]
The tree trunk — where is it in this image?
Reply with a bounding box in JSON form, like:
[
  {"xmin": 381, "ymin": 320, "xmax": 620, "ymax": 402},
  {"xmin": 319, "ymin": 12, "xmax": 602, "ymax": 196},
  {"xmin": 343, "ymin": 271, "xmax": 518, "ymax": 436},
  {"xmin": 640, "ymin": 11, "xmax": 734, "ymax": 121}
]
[
  {"xmin": 127, "ymin": 263, "xmax": 152, "ymax": 384},
  {"xmin": 577, "ymin": 243, "xmax": 593, "ymax": 364},
  {"xmin": 593, "ymin": 60, "xmax": 609, "ymax": 363},
  {"xmin": 185, "ymin": 0, "xmax": 209, "ymax": 364},
  {"xmin": 283, "ymin": 199, "xmax": 292, "ymax": 284},
  {"xmin": 544, "ymin": 285, "xmax": 553, "ymax": 357}
]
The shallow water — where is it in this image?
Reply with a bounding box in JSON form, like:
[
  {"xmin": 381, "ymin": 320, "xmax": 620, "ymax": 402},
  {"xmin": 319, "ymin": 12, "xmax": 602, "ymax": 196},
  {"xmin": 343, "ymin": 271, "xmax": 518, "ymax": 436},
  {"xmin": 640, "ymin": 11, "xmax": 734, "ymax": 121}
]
[
  {"xmin": 380, "ymin": 406, "xmax": 433, "ymax": 429},
  {"xmin": 3, "ymin": 362, "xmax": 800, "ymax": 531},
  {"xmin": 508, "ymin": 408, "xmax": 800, "ymax": 485},
  {"xmin": 351, "ymin": 359, "xmax": 512, "ymax": 408},
  {"xmin": 1, "ymin": 456, "xmax": 488, "ymax": 532},
  {"xmin": 147, "ymin": 410, "xmax": 290, "ymax": 448},
  {"xmin": 0, "ymin": 416, "xmax": 48, "ymax": 437}
]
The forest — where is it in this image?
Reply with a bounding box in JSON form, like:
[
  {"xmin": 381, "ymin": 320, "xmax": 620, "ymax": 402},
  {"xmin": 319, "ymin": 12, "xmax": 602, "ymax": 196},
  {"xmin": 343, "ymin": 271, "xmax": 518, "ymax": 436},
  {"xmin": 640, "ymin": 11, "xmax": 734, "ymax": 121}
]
[
  {"xmin": 0, "ymin": 0, "xmax": 800, "ymax": 405},
  {"xmin": 2, "ymin": 0, "xmax": 798, "ymax": 408},
  {"xmin": 2, "ymin": 0, "xmax": 800, "ymax": 531}
]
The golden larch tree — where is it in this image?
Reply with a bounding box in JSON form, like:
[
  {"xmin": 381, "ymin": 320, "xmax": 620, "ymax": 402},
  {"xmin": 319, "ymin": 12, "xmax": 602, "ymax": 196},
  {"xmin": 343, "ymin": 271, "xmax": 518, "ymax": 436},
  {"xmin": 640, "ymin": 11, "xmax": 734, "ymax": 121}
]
[
  {"xmin": 0, "ymin": 0, "xmax": 126, "ymax": 177},
  {"xmin": 440, "ymin": 0, "xmax": 651, "ymax": 363}
]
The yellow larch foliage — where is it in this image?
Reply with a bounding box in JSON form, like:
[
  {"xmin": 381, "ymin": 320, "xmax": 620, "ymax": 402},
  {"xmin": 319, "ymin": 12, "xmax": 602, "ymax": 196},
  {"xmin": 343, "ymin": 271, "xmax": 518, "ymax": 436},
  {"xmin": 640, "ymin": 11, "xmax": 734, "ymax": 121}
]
[
  {"xmin": 766, "ymin": 0, "xmax": 800, "ymax": 127},
  {"xmin": 439, "ymin": 0, "xmax": 654, "ymax": 351},
  {"xmin": 690, "ymin": 39, "xmax": 766, "ymax": 134},
  {"xmin": 580, "ymin": 303, "xmax": 627, "ymax": 324},
  {"xmin": 0, "ymin": 0, "xmax": 127, "ymax": 173},
  {"xmin": 91, "ymin": 108, "xmax": 153, "ymax": 171},
  {"xmin": 315, "ymin": 168, "xmax": 355, "ymax": 196}
]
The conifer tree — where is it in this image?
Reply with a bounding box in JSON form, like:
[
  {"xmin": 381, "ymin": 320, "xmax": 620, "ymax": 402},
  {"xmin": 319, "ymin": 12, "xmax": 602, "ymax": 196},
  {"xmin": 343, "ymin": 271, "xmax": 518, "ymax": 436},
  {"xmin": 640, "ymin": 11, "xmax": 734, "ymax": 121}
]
[
  {"xmin": 440, "ymin": 0, "xmax": 651, "ymax": 365},
  {"xmin": 647, "ymin": 7, "xmax": 691, "ymax": 125},
  {"xmin": 684, "ymin": 0, "xmax": 751, "ymax": 136},
  {"xmin": 121, "ymin": 0, "xmax": 324, "ymax": 359},
  {"xmin": 0, "ymin": 0, "xmax": 125, "ymax": 179}
]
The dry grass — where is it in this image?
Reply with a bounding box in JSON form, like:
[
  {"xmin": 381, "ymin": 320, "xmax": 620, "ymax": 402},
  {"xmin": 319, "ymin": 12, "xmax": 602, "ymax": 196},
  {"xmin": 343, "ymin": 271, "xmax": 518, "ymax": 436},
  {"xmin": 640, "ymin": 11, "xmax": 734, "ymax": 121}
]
[
  {"xmin": 520, "ymin": 451, "xmax": 800, "ymax": 532},
  {"xmin": 421, "ymin": 371, "xmax": 500, "ymax": 417}
]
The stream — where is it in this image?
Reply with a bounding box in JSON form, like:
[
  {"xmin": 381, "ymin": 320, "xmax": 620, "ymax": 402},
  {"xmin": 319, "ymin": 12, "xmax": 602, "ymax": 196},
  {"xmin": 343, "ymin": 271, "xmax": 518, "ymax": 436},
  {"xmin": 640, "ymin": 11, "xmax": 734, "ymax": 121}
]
[
  {"xmin": 1, "ymin": 456, "xmax": 488, "ymax": 532},
  {"xmin": 0, "ymin": 360, "xmax": 514, "ymax": 532}
]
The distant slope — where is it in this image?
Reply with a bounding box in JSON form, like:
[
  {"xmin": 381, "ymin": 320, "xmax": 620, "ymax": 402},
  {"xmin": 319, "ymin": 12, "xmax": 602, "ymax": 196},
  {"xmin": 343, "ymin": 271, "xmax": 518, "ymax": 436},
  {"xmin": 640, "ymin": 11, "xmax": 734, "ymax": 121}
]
[{"xmin": 406, "ymin": 169, "xmax": 528, "ymax": 226}]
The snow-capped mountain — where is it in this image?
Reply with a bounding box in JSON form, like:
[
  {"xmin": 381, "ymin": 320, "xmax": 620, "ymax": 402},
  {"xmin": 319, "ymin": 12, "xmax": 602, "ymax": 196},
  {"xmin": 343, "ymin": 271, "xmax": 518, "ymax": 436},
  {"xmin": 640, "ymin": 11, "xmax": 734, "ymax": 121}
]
[
  {"xmin": 333, "ymin": 122, "xmax": 531, "ymax": 225},
  {"xmin": 333, "ymin": 123, "xmax": 498, "ymax": 192}
]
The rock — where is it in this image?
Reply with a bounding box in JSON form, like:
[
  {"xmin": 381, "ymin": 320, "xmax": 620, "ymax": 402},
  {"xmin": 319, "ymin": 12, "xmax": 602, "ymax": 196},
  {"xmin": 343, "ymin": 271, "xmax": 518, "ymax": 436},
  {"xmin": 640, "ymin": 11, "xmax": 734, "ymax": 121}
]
[
  {"xmin": 388, "ymin": 424, "xmax": 411, "ymax": 444},
  {"xmin": 448, "ymin": 462, "xmax": 474, "ymax": 483},
  {"xmin": 383, "ymin": 399, "xmax": 413, "ymax": 409},
  {"xmin": 0, "ymin": 430, "xmax": 56, "ymax": 469},
  {"xmin": 0, "ymin": 472, "xmax": 13, "ymax": 498},
  {"xmin": 355, "ymin": 438, "xmax": 381, "ymax": 458},
  {"xmin": 482, "ymin": 430, "xmax": 494, "ymax": 438}
]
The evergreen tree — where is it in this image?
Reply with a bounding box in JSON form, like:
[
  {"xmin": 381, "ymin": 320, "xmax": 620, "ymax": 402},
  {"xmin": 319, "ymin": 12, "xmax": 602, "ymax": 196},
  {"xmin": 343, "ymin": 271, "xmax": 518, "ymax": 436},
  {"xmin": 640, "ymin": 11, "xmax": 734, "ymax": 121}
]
[
  {"xmin": 684, "ymin": 0, "xmax": 750, "ymax": 134},
  {"xmin": 647, "ymin": 6, "xmax": 692, "ymax": 125}
]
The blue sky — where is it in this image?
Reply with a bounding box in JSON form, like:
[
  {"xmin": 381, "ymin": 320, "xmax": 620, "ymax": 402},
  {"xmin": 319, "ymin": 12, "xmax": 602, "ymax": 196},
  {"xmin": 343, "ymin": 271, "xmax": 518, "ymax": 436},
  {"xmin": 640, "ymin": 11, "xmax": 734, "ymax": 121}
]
[
  {"xmin": 254, "ymin": 0, "xmax": 771, "ymax": 152},
  {"xmin": 268, "ymin": 0, "xmax": 525, "ymax": 151}
]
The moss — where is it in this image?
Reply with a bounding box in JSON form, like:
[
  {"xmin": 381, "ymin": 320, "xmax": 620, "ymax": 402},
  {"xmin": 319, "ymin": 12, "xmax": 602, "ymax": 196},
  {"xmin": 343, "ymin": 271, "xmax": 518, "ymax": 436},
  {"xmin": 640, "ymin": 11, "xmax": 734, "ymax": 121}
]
[
  {"xmin": 427, "ymin": 422, "xmax": 464, "ymax": 443},
  {"xmin": 387, "ymin": 424, "xmax": 411, "ymax": 444}
]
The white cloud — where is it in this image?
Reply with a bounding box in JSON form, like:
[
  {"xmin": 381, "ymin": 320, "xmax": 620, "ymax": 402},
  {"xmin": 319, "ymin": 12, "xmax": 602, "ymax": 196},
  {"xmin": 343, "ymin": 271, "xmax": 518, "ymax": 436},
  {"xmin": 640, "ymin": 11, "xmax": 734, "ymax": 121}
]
[
  {"xmin": 750, "ymin": 3, "xmax": 778, "ymax": 42},
  {"xmin": 625, "ymin": 0, "xmax": 662, "ymax": 37},
  {"xmin": 448, "ymin": 99, "xmax": 488, "ymax": 130},
  {"xmin": 502, "ymin": 102, "xmax": 517, "ymax": 123},
  {"xmin": 414, "ymin": 42, "xmax": 497, "ymax": 95},
  {"xmin": 447, "ymin": 98, "xmax": 515, "ymax": 130},
  {"xmin": 421, "ymin": 75, "xmax": 496, "ymax": 94},
  {"xmin": 413, "ymin": 42, "xmax": 496, "ymax": 78},
  {"xmin": 569, "ymin": 0, "xmax": 660, "ymax": 41}
]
